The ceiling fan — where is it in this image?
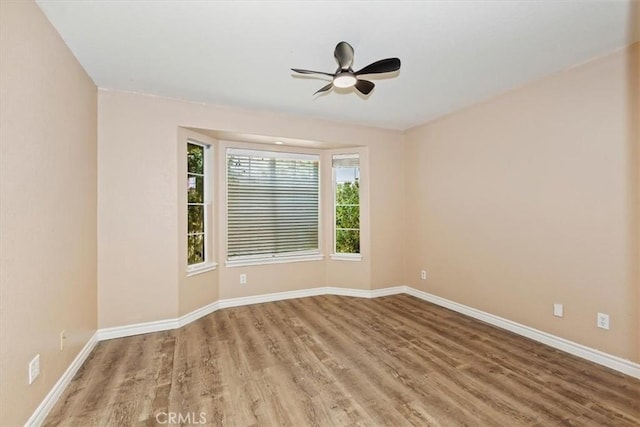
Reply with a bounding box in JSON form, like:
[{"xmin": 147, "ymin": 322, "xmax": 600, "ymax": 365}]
[{"xmin": 291, "ymin": 41, "xmax": 401, "ymax": 95}]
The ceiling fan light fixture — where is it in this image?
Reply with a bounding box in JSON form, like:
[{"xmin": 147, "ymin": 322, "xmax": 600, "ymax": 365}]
[
  {"xmin": 292, "ymin": 41, "xmax": 400, "ymax": 95},
  {"xmin": 333, "ymin": 73, "xmax": 357, "ymax": 88}
]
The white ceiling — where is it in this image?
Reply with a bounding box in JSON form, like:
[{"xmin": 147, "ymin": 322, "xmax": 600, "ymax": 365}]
[{"xmin": 36, "ymin": 1, "xmax": 638, "ymax": 130}]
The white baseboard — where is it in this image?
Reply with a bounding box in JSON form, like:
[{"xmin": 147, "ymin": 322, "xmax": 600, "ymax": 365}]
[
  {"xmin": 93, "ymin": 285, "xmax": 639, "ymax": 379},
  {"xmin": 369, "ymin": 286, "xmax": 407, "ymax": 298},
  {"xmin": 95, "ymin": 286, "xmax": 405, "ymax": 340},
  {"xmin": 219, "ymin": 286, "xmax": 327, "ymax": 309},
  {"xmin": 97, "ymin": 318, "xmax": 178, "ymax": 341},
  {"xmin": 25, "ymin": 332, "xmax": 98, "ymax": 427},
  {"xmin": 94, "ymin": 286, "xmax": 640, "ymax": 379},
  {"xmin": 404, "ymin": 287, "xmax": 640, "ymax": 379},
  {"xmin": 178, "ymin": 301, "xmax": 220, "ymax": 328},
  {"xmin": 29, "ymin": 285, "xmax": 640, "ymax": 425}
]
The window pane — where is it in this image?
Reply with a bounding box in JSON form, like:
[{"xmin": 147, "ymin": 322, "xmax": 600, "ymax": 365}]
[
  {"xmin": 333, "ymin": 159, "xmax": 360, "ymax": 255},
  {"xmin": 188, "ymin": 205, "xmax": 204, "ymax": 234},
  {"xmin": 187, "ymin": 142, "xmax": 209, "ymax": 267},
  {"xmin": 336, "ymin": 229, "xmax": 360, "ymax": 254},
  {"xmin": 187, "ymin": 175, "xmax": 203, "ymax": 203},
  {"xmin": 335, "ymin": 180, "xmax": 359, "ymax": 205},
  {"xmin": 188, "ymin": 234, "xmax": 205, "ymax": 264},
  {"xmin": 335, "ymin": 166, "xmax": 359, "ymax": 183},
  {"xmin": 187, "ymin": 143, "xmax": 204, "ymax": 174},
  {"xmin": 227, "ymin": 150, "xmax": 320, "ymax": 259},
  {"xmin": 335, "ymin": 205, "xmax": 359, "ymax": 229}
]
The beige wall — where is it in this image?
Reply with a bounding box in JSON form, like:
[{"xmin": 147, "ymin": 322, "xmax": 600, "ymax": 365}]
[
  {"xmin": 177, "ymin": 128, "xmax": 219, "ymax": 316},
  {"xmin": 97, "ymin": 89, "xmax": 406, "ymax": 328},
  {"xmin": 633, "ymin": 44, "xmax": 640, "ymax": 364},
  {"xmin": 404, "ymin": 43, "xmax": 640, "ymax": 362},
  {"xmin": 369, "ymin": 136, "xmax": 407, "ymax": 289},
  {"xmin": 0, "ymin": 1, "xmax": 98, "ymax": 425},
  {"xmin": 3, "ymin": 3, "xmax": 637, "ymax": 423},
  {"xmin": 97, "ymin": 44, "xmax": 638, "ymax": 363}
]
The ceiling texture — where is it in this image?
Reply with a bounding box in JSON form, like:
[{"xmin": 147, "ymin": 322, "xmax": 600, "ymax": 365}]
[{"xmin": 36, "ymin": 0, "xmax": 638, "ymax": 130}]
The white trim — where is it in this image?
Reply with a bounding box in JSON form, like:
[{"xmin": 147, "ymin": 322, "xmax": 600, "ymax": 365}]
[
  {"xmin": 186, "ymin": 261, "xmax": 218, "ymax": 277},
  {"xmin": 369, "ymin": 286, "xmax": 407, "ymax": 298},
  {"xmin": 97, "ymin": 318, "xmax": 178, "ymax": 341},
  {"xmin": 404, "ymin": 287, "xmax": 640, "ymax": 379},
  {"xmin": 228, "ymin": 147, "xmax": 319, "ymax": 161},
  {"xmin": 31, "ymin": 285, "xmax": 640, "ymax": 424},
  {"xmin": 323, "ymin": 286, "xmax": 372, "ymax": 298},
  {"xmin": 219, "ymin": 287, "xmax": 327, "ymax": 308},
  {"xmin": 225, "ymin": 253, "xmax": 324, "ymax": 268},
  {"xmin": 32, "ymin": 284, "xmax": 639, "ymax": 427},
  {"xmin": 24, "ymin": 333, "xmax": 98, "ymax": 427},
  {"xmin": 330, "ymin": 253, "xmax": 362, "ymax": 261},
  {"xmin": 178, "ymin": 301, "xmax": 220, "ymax": 328},
  {"xmin": 92, "ymin": 285, "xmax": 639, "ymax": 379},
  {"xmin": 94, "ymin": 286, "xmax": 403, "ymax": 342},
  {"xmin": 218, "ymin": 286, "xmax": 404, "ymax": 304},
  {"xmin": 217, "ymin": 286, "xmax": 404, "ymax": 306},
  {"xmin": 322, "ymin": 286, "xmax": 402, "ymax": 298}
]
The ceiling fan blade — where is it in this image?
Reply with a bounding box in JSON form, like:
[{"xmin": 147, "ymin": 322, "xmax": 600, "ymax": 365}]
[
  {"xmin": 334, "ymin": 41, "xmax": 354, "ymax": 69},
  {"xmin": 291, "ymin": 68, "xmax": 335, "ymax": 77},
  {"xmin": 355, "ymin": 58, "xmax": 401, "ymax": 76},
  {"xmin": 355, "ymin": 79, "xmax": 375, "ymax": 95},
  {"xmin": 314, "ymin": 82, "xmax": 334, "ymax": 95}
]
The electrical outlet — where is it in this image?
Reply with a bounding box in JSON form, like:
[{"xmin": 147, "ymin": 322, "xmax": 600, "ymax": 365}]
[
  {"xmin": 29, "ymin": 354, "xmax": 40, "ymax": 384},
  {"xmin": 597, "ymin": 312, "xmax": 610, "ymax": 330},
  {"xmin": 420, "ymin": 270, "xmax": 427, "ymax": 280},
  {"xmin": 60, "ymin": 330, "xmax": 66, "ymax": 351},
  {"xmin": 239, "ymin": 273, "xmax": 247, "ymax": 285},
  {"xmin": 553, "ymin": 303, "xmax": 563, "ymax": 317}
]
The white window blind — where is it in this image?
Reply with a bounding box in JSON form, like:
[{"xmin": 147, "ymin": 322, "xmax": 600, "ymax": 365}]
[
  {"xmin": 332, "ymin": 153, "xmax": 360, "ymax": 168},
  {"xmin": 227, "ymin": 148, "xmax": 320, "ymax": 260}
]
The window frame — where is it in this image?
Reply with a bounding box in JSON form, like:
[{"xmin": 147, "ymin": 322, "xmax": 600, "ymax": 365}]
[
  {"xmin": 331, "ymin": 153, "xmax": 362, "ymax": 261},
  {"xmin": 186, "ymin": 139, "xmax": 216, "ymax": 276},
  {"xmin": 225, "ymin": 147, "xmax": 323, "ymax": 267}
]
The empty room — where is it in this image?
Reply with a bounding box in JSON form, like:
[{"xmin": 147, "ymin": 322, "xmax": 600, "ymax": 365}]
[{"xmin": 1, "ymin": 0, "xmax": 639, "ymax": 425}]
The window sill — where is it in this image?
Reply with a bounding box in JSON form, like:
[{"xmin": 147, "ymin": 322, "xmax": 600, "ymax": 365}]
[
  {"xmin": 187, "ymin": 262, "xmax": 218, "ymax": 277},
  {"xmin": 226, "ymin": 253, "xmax": 324, "ymax": 268},
  {"xmin": 330, "ymin": 253, "xmax": 362, "ymax": 261}
]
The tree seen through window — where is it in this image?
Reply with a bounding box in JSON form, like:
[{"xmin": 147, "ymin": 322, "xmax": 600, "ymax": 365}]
[
  {"xmin": 335, "ymin": 163, "xmax": 360, "ymax": 254},
  {"xmin": 187, "ymin": 143, "xmax": 205, "ymax": 265}
]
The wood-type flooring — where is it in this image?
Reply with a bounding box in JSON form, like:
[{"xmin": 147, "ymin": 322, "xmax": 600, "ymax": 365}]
[{"xmin": 45, "ymin": 294, "xmax": 640, "ymax": 426}]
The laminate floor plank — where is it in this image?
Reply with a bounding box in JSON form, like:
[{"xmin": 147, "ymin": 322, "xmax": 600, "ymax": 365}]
[
  {"xmin": 281, "ymin": 298, "xmax": 413, "ymax": 426},
  {"xmin": 379, "ymin": 295, "xmax": 637, "ymax": 424},
  {"xmin": 45, "ymin": 295, "xmax": 640, "ymax": 426},
  {"xmin": 330, "ymin": 298, "xmax": 543, "ymax": 425},
  {"xmin": 308, "ymin": 297, "xmax": 503, "ymax": 425},
  {"xmin": 248, "ymin": 303, "xmax": 370, "ymax": 426}
]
